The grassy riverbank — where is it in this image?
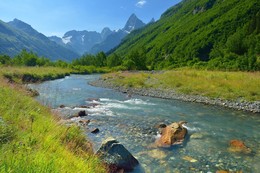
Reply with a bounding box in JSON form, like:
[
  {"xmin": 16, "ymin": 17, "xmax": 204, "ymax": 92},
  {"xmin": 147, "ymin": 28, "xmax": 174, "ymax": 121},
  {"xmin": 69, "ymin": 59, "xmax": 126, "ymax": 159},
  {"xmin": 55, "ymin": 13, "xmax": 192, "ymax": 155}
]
[
  {"xmin": 0, "ymin": 67, "xmax": 106, "ymax": 173},
  {"xmin": 0, "ymin": 66, "xmax": 111, "ymax": 84},
  {"xmin": 102, "ymin": 69, "xmax": 260, "ymax": 102}
]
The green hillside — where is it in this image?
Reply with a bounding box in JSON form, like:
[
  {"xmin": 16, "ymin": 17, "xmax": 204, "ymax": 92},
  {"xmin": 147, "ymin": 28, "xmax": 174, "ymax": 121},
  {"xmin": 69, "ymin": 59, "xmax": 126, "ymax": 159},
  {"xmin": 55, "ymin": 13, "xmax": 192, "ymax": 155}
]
[
  {"xmin": 0, "ymin": 19, "xmax": 79, "ymax": 61},
  {"xmin": 111, "ymin": 0, "xmax": 260, "ymax": 70}
]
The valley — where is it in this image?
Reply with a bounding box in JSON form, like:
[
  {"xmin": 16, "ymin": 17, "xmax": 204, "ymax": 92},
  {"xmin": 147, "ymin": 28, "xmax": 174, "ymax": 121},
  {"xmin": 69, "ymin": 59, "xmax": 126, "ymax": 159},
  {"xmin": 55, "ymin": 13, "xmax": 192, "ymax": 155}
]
[{"xmin": 0, "ymin": 0, "xmax": 260, "ymax": 172}]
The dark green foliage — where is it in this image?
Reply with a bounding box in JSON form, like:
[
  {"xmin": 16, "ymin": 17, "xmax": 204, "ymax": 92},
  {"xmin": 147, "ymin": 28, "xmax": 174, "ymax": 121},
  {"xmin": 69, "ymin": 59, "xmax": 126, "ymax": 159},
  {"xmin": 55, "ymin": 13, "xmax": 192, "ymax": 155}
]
[
  {"xmin": 95, "ymin": 52, "xmax": 107, "ymax": 67},
  {"xmin": 123, "ymin": 49, "xmax": 147, "ymax": 70},
  {"xmin": 107, "ymin": 53, "xmax": 122, "ymax": 68},
  {"xmin": 10, "ymin": 50, "xmax": 52, "ymax": 67},
  {"xmin": 110, "ymin": 0, "xmax": 260, "ymax": 71},
  {"xmin": 0, "ymin": 50, "xmax": 69, "ymax": 67},
  {"xmin": 0, "ymin": 55, "xmax": 11, "ymax": 65},
  {"xmin": 72, "ymin": 54, "xmax": 104, "ymax": 67}
]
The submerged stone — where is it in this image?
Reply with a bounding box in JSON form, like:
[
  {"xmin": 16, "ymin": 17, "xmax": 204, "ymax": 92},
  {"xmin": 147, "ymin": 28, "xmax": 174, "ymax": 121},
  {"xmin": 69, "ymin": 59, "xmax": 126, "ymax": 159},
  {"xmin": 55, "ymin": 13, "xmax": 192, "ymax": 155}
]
[
  {"xmin": 190, "ymin": 132, "xmax": 207, "ymax": 139},
  {"xmin": 182, "ymin": 156, "xmax": 198, "ymax": 163},
  {"xmin": 228, "ymin": 139, "xmax": 251, "ymax": 154}
]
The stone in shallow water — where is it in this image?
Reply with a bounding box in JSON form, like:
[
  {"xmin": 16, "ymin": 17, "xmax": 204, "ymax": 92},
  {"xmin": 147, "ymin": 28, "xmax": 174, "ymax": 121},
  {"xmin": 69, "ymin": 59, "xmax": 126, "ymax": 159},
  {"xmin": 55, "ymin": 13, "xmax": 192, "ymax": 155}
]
[
  {"xmin": 147, "ymin": 149, "xmax": 167, "ymax": 159},
  {"xmin": 136, "ymin": 149, "xmax": 167, "ymax": 160},
  {"xmin": 155, "ymin": 121, "xmax": 188, "ymax": 147},
  {"xmin": 96, "ymin": 137, "xmax": 139, "ymax": 172},
  {"xmin": 78, "ymin": 110, "xmax": 87, "ymax": 117},
  {"xmin": 182, "ymin": 156, "xmax": 198, "ymax": 163},
  {"xmin": 228, "ymin": 139, "xmax": 251, "ymax": 154},
  {"xmin": 190, "ymin": 132, "xmax": 206, "ymax": 139},
  {"xmin": 90, "ymin": 128, "xmax": 100, "ymax": 134},
  {"xmin": 216, "ymin": 170, "xmax": 243, "ymax": 173}
]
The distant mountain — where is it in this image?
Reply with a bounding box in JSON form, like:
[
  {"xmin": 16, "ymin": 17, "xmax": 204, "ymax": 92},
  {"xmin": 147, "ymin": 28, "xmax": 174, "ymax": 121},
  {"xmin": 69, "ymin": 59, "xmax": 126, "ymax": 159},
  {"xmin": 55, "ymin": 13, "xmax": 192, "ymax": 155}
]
[
  {"xmin": 123, "ymin": 14, "xmax": 146, "ymax": 33},
  {"xmin": 89, "ymin": 14, "xmax": 146, "ymax": 54},
  {"xmin": 90, "ymin": 29, "xmax": 128, "ymax": 54},
  {"xmin": 111, "ymin": 0, "xmax": 260, "ymax": 70},
  {"xmin": 49, "ymin": 29, "xmax": 108, "ymax": 55},
  {"xmin": 50, "ymin": 13, "xmax": 146, "ymax": 55},
  {"xmin": 48, "ymin": 36, "xmax": 64, "ymax": 46},
  {"xmin": 8, "ymin": 19, "xmax": 47, "ymax": 41},
  {"xmin": 0, "ymin": 19, "xmax": 79, "ymax": 61},
  {"xmin": 101, "ymin": 27, "xmax": 113, "ymax": 40}
]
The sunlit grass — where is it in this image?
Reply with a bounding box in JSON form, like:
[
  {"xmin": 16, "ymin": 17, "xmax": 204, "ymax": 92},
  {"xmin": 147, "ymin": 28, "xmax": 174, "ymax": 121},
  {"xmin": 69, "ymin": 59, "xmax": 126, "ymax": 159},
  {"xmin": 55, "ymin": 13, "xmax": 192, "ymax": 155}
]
[
  {"xmin": 0, "ymin": 66, "xmax": 72, "ymax": 83},
  {"xmin": 0, "ymin": 67, "xmax": 106, "ymax": 173},
  {"xmin": 102, "ymin": 69, "xmax": 260, "ymax": 101}
]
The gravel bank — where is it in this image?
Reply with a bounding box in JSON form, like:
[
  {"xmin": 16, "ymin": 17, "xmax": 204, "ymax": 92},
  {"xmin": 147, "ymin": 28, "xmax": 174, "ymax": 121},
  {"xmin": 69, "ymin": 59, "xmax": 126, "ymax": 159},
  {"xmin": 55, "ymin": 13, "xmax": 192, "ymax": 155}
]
[{"xmin": 90, "ymin": 78, "xmax": 260, "ymax": 114}]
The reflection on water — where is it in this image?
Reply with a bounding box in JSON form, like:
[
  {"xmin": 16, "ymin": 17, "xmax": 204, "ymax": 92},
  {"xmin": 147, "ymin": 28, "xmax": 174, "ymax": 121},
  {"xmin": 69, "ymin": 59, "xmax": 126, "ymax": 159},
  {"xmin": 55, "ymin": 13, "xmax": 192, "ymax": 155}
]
[{"xmin": 29, "ymin": 75, "xmax": 260, "ymax": 173}]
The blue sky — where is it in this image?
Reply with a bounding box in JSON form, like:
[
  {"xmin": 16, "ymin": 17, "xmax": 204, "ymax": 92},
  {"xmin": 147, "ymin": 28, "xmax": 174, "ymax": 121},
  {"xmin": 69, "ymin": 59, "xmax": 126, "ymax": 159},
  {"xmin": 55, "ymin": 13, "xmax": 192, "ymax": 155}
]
[{"xmin": 0, "ymin": 0, "xmax": 181, "ymax": 37}]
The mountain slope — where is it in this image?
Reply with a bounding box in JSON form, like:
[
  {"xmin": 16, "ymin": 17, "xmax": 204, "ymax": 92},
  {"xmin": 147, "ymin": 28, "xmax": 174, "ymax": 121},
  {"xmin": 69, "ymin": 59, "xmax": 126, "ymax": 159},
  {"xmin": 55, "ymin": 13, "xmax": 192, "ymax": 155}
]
[
  {"xmin": 112, "ymin": 0, "xmax": 260, "ymax": 70},
  {"xmin": 0, "ymin": 19, "xmax": 79, "ymax": 61}
]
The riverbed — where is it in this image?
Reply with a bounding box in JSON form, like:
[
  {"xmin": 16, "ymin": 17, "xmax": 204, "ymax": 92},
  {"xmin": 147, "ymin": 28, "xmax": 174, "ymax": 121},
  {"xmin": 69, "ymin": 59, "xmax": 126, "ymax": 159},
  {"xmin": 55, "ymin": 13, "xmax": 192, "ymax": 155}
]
[{"xmin": 29, "ymin": 74, "xmax": 260, "ymax": 173}]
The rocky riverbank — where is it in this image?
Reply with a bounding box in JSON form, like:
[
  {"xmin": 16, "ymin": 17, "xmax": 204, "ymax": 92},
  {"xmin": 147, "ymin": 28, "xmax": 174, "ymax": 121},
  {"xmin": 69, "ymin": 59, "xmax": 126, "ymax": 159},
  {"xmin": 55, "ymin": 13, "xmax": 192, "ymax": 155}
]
[{"xmin": 90, "ymin": 78, "xmax": 260, "ymax": 113}]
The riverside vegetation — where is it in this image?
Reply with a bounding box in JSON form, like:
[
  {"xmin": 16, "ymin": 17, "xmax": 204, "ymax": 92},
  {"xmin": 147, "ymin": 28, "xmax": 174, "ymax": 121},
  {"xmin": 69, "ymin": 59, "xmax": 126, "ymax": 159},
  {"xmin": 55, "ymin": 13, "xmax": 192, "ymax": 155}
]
[
  {"xmin": 100, "ymin": 69, "xmax": 260, "ymax": 101},
  {"xmin": 93, "ymin": 69, "xmax": 260, "ymax": 113},
  {"xmin": 0, "ymin": 67, "xmax": 106, "ymax": 173}
]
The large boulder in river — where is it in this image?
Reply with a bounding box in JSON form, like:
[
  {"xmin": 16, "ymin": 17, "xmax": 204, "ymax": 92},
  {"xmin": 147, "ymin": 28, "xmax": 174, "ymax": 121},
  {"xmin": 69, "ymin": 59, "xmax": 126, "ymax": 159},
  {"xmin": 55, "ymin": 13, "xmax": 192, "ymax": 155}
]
[
  {"xmin": 155, "ymin": 121, "xmax": 187, "ymax": 147},
  {"xmin": 96, "ymin": 137, "xmax": 139, "ymax": 172}
]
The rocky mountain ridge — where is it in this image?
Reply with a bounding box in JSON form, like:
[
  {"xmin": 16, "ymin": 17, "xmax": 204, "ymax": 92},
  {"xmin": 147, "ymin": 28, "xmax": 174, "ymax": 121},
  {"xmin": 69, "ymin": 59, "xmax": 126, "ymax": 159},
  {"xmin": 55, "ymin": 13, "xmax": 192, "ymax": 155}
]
[{"xmin": 49, "ymin": 13, "xmax": 146, "ymax": 55}]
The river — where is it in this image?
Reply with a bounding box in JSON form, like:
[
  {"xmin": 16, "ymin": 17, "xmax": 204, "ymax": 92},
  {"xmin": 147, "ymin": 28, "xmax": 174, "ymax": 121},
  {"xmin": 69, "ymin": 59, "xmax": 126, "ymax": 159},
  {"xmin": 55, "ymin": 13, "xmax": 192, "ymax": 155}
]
[{"xmin": 29, "ymin": 74, "xmax": 260, "ymax": 173}]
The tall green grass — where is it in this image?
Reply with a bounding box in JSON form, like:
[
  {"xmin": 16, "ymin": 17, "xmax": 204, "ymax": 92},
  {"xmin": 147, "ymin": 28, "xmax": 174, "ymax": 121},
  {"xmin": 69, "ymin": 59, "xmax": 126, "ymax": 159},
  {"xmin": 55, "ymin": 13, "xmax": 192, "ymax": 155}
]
[
  {"xmin": 0, "ymin": 67, "xmax": 106, "ymax": 173},
  {"xmin": 102, "ymin": 69, "xmax": 260, "ymax": 101}
]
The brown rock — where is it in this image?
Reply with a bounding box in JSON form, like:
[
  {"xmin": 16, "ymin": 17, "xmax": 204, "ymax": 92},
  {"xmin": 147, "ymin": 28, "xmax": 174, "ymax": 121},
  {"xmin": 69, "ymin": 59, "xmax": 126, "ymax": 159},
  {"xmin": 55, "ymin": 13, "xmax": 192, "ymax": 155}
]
[
  {"xmin": 155, "ymin": 121, "xmax": 187, "ymax": 147},
  {"xmin": 216, "ymin": 170, "xmax": 242, "ymax": 173},
  {"xmin": 216, "ymin": 171, "xmax": 230, "ymax": 173},
  {"xmin": 228, "ymin": 139, "xmax": 251, "ymax": 154}
]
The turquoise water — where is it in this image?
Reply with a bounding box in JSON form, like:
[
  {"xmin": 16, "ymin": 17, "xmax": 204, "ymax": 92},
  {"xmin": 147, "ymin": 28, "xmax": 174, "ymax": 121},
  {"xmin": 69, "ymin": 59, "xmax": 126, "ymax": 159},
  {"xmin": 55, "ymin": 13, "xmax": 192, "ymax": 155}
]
[{"xmin": 29, "ymin": 75, "xmax": 260, "ymax": 173}]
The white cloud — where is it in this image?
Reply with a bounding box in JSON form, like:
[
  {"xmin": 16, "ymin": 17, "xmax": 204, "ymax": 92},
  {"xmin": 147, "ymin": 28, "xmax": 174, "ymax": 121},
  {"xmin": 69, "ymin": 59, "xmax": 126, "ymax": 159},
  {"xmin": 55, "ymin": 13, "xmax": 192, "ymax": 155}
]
[{"xmin": 136, "ymin": 0, "xmax": 147, "ymax": 8}]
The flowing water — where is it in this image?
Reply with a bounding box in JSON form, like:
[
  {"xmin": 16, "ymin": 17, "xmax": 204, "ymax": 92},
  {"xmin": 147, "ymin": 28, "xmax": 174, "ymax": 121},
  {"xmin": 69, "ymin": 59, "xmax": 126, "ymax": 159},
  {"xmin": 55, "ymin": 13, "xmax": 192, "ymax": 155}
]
[{"xmin": 29, "ymin": 75, "xmax": 260, "ymax": 173}]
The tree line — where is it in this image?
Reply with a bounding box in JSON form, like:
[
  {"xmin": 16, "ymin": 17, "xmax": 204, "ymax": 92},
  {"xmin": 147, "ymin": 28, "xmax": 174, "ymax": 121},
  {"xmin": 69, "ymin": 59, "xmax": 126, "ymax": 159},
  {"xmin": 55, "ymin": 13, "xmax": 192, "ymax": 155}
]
[{"xmin": 1, "ymin": 43, "xmax": 259, "ymax": 71}]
